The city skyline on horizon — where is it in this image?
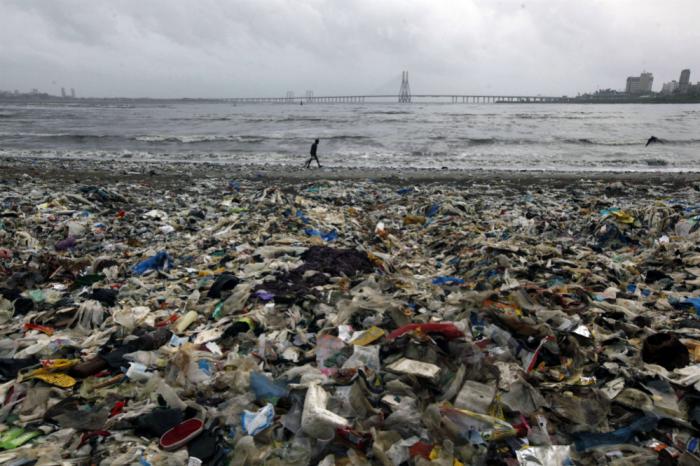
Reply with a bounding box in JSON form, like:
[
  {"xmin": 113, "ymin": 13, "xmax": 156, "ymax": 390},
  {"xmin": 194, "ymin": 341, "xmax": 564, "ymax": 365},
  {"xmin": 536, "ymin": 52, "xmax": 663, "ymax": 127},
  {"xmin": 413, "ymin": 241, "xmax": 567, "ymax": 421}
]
[{"xmin": 2, "ymin": 65, "xmax": 696, "ymax": 100}]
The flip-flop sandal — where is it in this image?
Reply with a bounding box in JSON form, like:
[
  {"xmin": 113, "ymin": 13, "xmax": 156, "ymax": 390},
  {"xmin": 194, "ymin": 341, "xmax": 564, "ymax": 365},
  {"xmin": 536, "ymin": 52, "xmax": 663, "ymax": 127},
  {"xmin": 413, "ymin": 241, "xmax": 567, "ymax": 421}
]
[
  {"xmin": 27, "ymin": 372, "xmax": 77, "ymax": 388},
  {"xmin": 18, "ymin": 359, "xmax": 79, "ymax": 377},
  {"xmin": 159, "ymin": 418, "xmax": 204, "ymax": 451},
  {"xmin": 0, "ymin": 428, "xmax": 24, "ymax": 446},
  {"xmin": 0, "ymin": 430, "xmax": 41, "ymax": 450},
  {"xmin": 19, "ymin": 362, "xmax": 78, "ymax": 388},
  {"xmin": 39, "ymin": 359, "xmax": 80, "ymax": 371},
  {"xmin": 15, "ymin": 364, "xmax": 41, "ymax": 381}
]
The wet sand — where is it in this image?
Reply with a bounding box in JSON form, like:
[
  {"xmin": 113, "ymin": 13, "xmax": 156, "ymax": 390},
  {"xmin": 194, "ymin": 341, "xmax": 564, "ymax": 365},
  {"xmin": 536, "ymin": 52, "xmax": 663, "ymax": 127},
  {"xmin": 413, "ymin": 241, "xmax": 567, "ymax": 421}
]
[{"xmin": 2, "ymin": 157, "xmax": 700, "ymax": 189}]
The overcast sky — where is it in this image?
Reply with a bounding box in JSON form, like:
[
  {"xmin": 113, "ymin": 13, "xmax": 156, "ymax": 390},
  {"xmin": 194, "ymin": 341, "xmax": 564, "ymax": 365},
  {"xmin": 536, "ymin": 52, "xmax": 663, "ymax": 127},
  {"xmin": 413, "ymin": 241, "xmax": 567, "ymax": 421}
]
[{"xmin": 1, "ymin": 0, "xmax": 698, "ymax": 98}]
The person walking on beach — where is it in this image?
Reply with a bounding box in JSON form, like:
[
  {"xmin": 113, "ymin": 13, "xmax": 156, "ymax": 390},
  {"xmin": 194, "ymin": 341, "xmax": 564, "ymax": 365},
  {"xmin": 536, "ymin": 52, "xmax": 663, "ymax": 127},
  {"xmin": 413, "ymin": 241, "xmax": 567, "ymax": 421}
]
[{"xmin": 305, "ymin": 138, "xmax": 321, "ymax": 168}]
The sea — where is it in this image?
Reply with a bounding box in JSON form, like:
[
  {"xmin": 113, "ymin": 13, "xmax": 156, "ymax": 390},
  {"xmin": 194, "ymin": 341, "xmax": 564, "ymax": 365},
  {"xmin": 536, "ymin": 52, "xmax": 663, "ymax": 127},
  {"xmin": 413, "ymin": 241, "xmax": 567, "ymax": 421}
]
[{"xmin": 1, "ymin": 101, "xmax": 699, "ymax": 172}]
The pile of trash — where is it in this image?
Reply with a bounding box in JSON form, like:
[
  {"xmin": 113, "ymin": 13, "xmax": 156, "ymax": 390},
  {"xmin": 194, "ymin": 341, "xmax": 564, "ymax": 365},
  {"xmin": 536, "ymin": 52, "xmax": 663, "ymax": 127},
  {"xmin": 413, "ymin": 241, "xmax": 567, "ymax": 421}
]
[{"xmin": 3, "ymin": 173, "xmax": 700, "ymax": 465}]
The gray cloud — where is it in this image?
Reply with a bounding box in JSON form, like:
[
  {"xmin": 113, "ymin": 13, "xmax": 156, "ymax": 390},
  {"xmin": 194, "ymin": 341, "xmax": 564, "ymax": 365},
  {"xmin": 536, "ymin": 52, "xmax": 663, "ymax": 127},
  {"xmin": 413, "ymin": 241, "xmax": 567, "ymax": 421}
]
[{"xmin": 0, "ymin": 0, "xmax": 698, "ymax": 97}]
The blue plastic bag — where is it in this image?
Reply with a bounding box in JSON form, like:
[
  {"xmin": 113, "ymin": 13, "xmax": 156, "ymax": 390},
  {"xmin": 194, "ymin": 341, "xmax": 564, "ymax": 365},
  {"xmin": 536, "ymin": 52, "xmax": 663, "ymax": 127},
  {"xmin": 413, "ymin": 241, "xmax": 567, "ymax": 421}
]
[
  {"xmin": 305, "ymin": 228, "xmax": 337, "ymax": 241},
  {"xmin": 296, "ymin": 209, "xmax": 311, "ymax": 224},
  {"xmin": 198, "ymin": 359, "xmax": 214, "ymax": 377},
  {"xmin": 573, "ymin": 415, "xmax": 658, "ymax": 452},
  {"xmin": 685, "ymin": 297, "xmax": 700, "ymax": 316},
  {"xmin": 131, "ymin": 251, "xmax": 171, "ymax": 276},
  {"xmin": 627, "ymin": 283, "xmax": 651, "ymax": 297},
  {"xmin": 250, "ymin": 372, "xmax": 288, "ymax": 403},
  {"xmin": 427, "ymin": 204, "xmax": 441, "ymax": 217},
  {"xmin": 432, "ymin": 276, "xmax": 465, "ymax": 286}
]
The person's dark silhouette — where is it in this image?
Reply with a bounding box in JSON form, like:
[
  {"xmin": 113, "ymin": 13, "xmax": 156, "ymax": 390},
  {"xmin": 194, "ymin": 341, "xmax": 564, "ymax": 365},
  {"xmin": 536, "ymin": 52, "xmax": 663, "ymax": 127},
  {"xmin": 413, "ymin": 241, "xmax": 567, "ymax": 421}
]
[
  {"xmin": 305, "ymin": 139, "xmax": 321, "ymax": 168},
  {"xmin": 646, "ymin": 136, "xmax": 663, "ymax": 147}
]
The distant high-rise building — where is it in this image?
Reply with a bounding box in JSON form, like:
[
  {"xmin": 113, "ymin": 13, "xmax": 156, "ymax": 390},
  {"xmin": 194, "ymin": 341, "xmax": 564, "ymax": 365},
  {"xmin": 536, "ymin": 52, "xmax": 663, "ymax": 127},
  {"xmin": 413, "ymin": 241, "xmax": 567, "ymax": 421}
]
[
  {"xmin": 639, "ymin": 72, "xmax": 653, "ymax": 93},
  {"xmin": 61, "ymin": 87, "xmax": 66, "ymax": 98},
  {"xmin": 679, "ymin": 69, "xmax": 691, "ymax": 93},
  {"xmin": 70, "ymin": 88, "xmax": 75, "ymax": 98},
  {"xmin": 661, "ymin": 80, "xmax": 679, "ymax": 95},
  {"xmin": 625, "ymin": 72, "xmax": 653, "ymax": 94}
]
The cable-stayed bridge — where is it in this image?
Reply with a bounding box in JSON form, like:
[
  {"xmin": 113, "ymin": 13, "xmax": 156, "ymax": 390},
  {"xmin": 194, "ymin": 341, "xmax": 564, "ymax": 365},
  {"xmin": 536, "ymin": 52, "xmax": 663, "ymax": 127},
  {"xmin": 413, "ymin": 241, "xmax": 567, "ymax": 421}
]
[
  {"xmin": 228, "ymin": 71, "xmax": 563, "ymax": 104},
  {"xmin": 227, "ymin": 94, "xmax": 562, "ymax": 104}
]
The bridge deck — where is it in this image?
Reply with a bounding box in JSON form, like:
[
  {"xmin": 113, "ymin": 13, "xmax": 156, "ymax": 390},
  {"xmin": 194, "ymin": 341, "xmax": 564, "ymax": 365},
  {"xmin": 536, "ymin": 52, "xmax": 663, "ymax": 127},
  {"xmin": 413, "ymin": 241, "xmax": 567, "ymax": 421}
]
[{"xmin": 227, "ymin": 94, "xmax": 564, "ymax": 104}]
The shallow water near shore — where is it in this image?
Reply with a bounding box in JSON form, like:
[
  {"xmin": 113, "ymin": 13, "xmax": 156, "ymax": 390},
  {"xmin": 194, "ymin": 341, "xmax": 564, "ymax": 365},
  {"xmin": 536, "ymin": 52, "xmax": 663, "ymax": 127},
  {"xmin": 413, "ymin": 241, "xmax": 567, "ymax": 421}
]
[{"xmin": 1, "ymin": 101, "xmax": 700, "ymax": 172}]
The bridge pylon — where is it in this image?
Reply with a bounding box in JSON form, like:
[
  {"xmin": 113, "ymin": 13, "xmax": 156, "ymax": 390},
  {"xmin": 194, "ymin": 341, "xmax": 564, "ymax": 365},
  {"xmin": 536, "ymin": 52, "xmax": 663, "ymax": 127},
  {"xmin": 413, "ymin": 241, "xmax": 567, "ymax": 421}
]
[{"xmin": 398, "ymin": 71, "xmax": 411, "ymax": 103}]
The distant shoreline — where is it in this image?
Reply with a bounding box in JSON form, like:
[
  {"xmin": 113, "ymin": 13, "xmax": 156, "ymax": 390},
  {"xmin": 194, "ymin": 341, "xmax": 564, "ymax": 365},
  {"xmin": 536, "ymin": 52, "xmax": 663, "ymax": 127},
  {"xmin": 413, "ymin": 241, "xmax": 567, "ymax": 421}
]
[{"xmin": 559, "ymin": 97, "xmax": 700, "ymax": 104}]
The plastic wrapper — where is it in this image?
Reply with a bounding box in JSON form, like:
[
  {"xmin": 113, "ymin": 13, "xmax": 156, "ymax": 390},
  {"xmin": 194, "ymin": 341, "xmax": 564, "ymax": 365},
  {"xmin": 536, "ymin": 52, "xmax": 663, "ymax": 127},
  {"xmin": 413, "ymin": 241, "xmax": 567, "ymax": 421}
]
[
  {"xmin": 301, "ymin": 383, "xmax": 349, "ymax": 439},
  {"xmin": 515, "ymin": 446, "xmax": 572, "ymax": 466},
  {"xmin": 440, "ymin": 404, "xmax": 517, "ymax": 442},
  {"xmin": 387, "ymin": 358, "xmax": 441, "ymax": 380},
  {"xmin": 241, "ymin": 403, "xmax": 275, "ymax": 436}
]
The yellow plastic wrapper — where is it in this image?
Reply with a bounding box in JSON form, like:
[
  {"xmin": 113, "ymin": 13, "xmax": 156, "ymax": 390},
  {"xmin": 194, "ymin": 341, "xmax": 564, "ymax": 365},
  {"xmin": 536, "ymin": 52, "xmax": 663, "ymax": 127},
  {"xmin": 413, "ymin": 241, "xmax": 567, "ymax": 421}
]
[
  {"xmin": 611, "ymin": 210, "xmax": 635, "ymax": 224},
  {"xmin": 351, "ymin": 326, "xmax": 386, "ymax": 346},
  {"xmin": 20, "ymin": 360, "xmax": 81, "ymax": 388}
]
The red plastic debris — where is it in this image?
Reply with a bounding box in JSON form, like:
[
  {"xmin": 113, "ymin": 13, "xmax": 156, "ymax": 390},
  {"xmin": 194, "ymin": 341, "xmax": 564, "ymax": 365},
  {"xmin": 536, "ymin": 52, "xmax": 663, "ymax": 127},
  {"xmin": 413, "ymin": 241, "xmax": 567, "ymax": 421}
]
[
  {"xmin": 23, "ymin": 323, "xmax": 54, "ymax": 336},
  {"xmin": 387, "ymin": 322, "xmax": 465, "ymax": 341}
]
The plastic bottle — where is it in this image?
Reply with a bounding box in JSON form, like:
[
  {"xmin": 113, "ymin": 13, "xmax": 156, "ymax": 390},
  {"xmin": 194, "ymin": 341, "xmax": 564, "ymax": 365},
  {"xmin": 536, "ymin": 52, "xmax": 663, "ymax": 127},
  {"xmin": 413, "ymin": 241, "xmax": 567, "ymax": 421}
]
[{"xmin": 176, "ymin": 311, "xmax": 198, "ymax": 333}]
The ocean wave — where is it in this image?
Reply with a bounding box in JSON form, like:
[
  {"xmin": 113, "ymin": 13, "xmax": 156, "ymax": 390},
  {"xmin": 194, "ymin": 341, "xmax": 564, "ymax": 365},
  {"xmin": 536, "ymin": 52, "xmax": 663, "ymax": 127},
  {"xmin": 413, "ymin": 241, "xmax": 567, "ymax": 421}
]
[
  {"xmin": 325, "ymin": 135, "xmax": 371, "ymax": 140},
  {"xmin": 134, "ymin": 134, "xmax": 265, "ymax": 143},
  {"xmin": 0, "ymin": 132, "xmax": 115, "ymax": 142},
  {"xmin": 133, "ymin": 134, "xmax": 370, "ymax": 143},
  {"xmin": 644, "ymin": 158, "xmax": 669, "ymax": 166},
  {"xmin": 0, "ymin": 132, "xmax": 265, "ymax": 144},
  {"xmin": 444, "ymin": 112, "xmax": 616, "ymax": 121},
  {"xmin": 424, "ymin": 136, "xmax": 700, "ymax": 147},
  {"xmin": 243, "ymin": 116, "xmax": 349, "ymax": 123},
  {"xmin": 361, "ymin": 110, "xmax": 412, "ymax": 115},
  {"xmin": 169, "ymin": 117, "xmax": 233, "ymax": 122},
  {"xmin": 560, "ymin": 138, "xmax": 700, "ymax": 146},
  {"xmin": 510, "ymin": 113, "xmax": 615, "ymax": 120},
  {"xmin": 433, "ymin": 136, "xmax": 540, "ymax": 145},
  {"xmin": 276, "ymin": 116, "xmax": 331, "ymax": 122},
  {"xmin": 4, "ymin": 131, "xmax": 698, "ymax": 149}
]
